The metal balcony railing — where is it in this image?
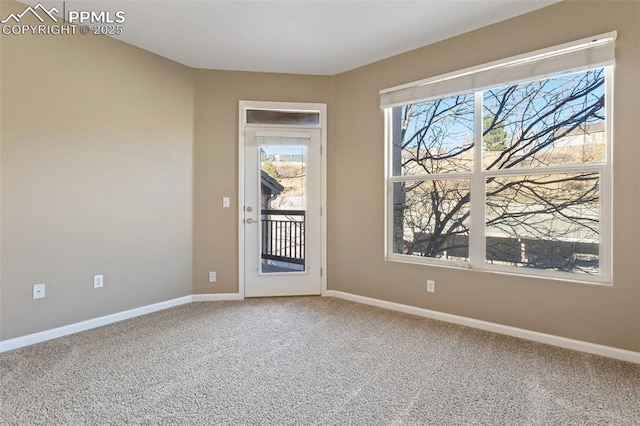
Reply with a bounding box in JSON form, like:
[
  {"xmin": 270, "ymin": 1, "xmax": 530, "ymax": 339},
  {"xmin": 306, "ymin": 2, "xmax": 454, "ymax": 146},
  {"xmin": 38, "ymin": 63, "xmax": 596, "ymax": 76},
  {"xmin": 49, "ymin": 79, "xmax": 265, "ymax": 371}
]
[{"xmin": 261, "ymin": 209, "xmax": 305, "ymax": 265}]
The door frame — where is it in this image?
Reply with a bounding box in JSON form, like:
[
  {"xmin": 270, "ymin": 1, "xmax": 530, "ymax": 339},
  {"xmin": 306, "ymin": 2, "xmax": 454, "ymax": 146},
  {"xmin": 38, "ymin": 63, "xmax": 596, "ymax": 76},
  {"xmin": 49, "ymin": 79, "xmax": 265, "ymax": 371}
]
[{"xmin": 238, "ymin": 101, "xmax": 327, "ymax": 298}]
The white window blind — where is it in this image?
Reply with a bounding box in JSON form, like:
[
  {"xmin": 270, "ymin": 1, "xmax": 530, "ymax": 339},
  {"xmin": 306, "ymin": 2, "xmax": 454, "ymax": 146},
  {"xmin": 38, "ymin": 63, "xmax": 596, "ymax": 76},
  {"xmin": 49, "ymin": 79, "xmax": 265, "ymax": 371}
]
[
  {"xmin": 255, "ymin": 131, "xmax": 312, "ymax": 146},
  {"xmin": 380, "ymin": 31, "xmax": 616, "ymax": 108}
]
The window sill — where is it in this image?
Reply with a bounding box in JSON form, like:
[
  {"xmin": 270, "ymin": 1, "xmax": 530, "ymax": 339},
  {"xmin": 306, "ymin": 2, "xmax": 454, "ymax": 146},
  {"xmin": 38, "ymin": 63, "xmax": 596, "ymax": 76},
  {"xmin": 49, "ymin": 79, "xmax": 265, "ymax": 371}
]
[{"xmin": 385, "ymin": 254, "xmax": 612, "ymax": 287}]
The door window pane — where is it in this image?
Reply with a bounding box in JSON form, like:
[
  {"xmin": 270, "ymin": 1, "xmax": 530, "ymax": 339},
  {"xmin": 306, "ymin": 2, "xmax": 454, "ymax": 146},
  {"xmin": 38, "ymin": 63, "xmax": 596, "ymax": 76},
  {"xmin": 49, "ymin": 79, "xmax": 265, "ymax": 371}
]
[
  {"xmin": 259, "ymin": 145, "xmax": 307, "ymax": 273},
  {"xmin": 247, "ymin": 109, "xmax": 320, "ymax": 125}
]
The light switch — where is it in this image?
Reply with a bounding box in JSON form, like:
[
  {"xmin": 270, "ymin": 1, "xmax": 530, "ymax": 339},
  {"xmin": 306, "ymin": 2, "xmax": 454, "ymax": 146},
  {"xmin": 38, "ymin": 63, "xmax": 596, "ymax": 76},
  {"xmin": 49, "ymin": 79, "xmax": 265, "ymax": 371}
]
[{"xmin": 223, "ymin": 197, "xmax": 230, "ymax": 208}]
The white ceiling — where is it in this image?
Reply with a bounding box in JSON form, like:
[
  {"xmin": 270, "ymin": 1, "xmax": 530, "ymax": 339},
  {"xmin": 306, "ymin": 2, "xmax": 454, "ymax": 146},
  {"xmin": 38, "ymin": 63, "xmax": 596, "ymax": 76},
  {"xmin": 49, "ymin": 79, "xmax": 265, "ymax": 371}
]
[{"xmin": 27, "ymin": 0, "xmax": 558, "ymax": 75}]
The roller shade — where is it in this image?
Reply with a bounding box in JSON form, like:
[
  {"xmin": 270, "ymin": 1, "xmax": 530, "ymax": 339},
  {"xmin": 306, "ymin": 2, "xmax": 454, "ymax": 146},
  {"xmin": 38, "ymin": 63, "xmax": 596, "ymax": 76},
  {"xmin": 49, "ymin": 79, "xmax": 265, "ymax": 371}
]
[
  {"xmin": 380, "ymin": 31, "xmax": 616, "ymax": 108},
  {"xmin": 256, "ymin": 131, "xmax": 311, "ymax": 146}
]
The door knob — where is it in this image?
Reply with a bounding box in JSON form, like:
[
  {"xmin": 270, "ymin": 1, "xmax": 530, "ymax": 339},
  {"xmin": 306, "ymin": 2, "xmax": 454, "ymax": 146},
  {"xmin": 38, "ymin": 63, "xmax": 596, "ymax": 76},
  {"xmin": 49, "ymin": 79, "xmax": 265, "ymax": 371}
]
[{"xmin": 245, "ymin": 218, "xmax": 256, "ymax": 224}]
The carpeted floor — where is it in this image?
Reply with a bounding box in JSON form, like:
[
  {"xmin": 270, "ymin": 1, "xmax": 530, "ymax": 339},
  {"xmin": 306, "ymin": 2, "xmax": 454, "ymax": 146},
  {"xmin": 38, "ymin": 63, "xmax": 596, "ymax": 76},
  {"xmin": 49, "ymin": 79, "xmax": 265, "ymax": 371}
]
[{"xmin": 1, "ymin": 296, "xmax": 639, "ymax": 425}]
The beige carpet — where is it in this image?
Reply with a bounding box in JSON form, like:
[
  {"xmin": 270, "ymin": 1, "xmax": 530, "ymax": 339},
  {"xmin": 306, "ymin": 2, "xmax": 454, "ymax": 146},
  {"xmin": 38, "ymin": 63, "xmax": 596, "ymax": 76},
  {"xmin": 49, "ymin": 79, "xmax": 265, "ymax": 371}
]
[{"xmin": 1, "ymin": 296, "xmax": 638, "ymax": 425}]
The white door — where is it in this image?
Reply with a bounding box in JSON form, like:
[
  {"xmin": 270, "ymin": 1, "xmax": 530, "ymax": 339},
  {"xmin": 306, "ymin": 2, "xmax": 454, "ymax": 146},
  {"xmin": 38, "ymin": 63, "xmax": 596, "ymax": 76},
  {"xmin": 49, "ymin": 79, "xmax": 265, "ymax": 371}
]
[{"xmin": 243, "ymin": 126, "xmax": 322, "ymax": 297}]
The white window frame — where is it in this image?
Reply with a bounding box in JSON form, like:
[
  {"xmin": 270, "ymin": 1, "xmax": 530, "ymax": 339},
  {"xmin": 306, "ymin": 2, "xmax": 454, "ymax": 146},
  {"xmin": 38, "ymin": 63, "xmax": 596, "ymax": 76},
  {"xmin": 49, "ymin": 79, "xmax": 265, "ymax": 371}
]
[{"xmin": 382, "ymin": 33, "xmax": 615, "ymax": 285}]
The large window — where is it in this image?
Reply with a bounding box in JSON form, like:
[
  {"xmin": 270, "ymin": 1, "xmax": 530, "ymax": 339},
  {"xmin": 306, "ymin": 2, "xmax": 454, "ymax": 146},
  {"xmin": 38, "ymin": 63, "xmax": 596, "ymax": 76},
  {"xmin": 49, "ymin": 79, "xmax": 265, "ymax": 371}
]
[{"xmin": 383, "ymin": 33, "xmax": 615, "ymax": 283}]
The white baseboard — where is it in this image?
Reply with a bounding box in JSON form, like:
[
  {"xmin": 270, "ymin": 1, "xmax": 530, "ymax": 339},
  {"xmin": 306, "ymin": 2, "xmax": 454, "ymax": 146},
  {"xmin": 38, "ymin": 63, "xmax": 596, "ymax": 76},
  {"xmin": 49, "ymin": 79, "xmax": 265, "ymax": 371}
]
[
  {"xmin": 0, "ymin": 293, "xmax": 243, "ymax": 353},
  {"xmin": 192, "ymin": 293, "xmax": 244, "ymax": 302},
  {"xmin": 3, "ymin": 290, "xmax": 637, "ymax": 364},
  {"xmin": 0, "ymin": 296, "xmax": 193, "ymax": 353},
  {"xmin": 324, "ymin": 290, "xmax": 640, "ymax": 364}
]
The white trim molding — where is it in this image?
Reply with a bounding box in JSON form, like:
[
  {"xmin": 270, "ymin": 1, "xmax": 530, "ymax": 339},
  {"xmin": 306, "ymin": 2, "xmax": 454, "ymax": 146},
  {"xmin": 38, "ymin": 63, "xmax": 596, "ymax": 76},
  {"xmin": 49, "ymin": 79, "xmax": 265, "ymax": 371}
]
[
  {"xmin": 3, "ymin": 291, "xmax": 637, "ymax": 364},
  {"xmin": 191, "ymin": 293, "xmax": 244, "ymax": 302},
  {"xmin": 0, "ymin": 293, "xmax": 243, "ymax": 353},
  {"xmin": 324, "ymin": 290, "xmax": 640, "ymax": 364}
]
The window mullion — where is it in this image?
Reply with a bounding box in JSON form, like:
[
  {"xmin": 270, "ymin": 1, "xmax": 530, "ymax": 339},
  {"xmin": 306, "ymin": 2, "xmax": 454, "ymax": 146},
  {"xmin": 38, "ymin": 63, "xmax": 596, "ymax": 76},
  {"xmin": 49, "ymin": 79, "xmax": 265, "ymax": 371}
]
[
  {"xmin": 385, "ymin": 108, "xmax": 393, "ymax": 259},
  {"xmin": 469, "ymin": 91, "xmax": 485, "ymax": 267},
  {"xmin": 388, "ymin": 173, "xmax": 473, "ymax": 182},
  {"xmin": 599, "ymin": 66, "xmax": 614, "ymax": 281},
  {"xmin": 479, "ymin": 162, "xmax": 605, "ymax": 177}
]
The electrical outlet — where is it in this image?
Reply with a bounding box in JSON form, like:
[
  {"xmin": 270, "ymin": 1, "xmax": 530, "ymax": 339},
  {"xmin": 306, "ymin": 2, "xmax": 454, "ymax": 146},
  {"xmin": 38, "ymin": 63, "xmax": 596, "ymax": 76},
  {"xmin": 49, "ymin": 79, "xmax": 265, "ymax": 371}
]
[
  {"xmin": 427, "ymin": 280, "xmax": 435, "ymax": 293},
  {"xmin": 33, "ymin": 283, "xmax": 46, "ymax": 299},
  {"xmin": 94, "ymin": 274, "xmax": 104, "ymax": 289},
  {"xmin": 209, "ymin": 271, "xmax": 217, "ymax": 282}
]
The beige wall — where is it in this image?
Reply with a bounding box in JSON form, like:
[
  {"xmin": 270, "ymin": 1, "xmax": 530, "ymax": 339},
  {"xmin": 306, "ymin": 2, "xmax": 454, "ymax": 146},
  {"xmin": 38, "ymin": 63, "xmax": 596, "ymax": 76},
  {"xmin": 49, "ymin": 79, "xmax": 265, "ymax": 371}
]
[
  {"xmin": 0, "ymin": 2, "xmax": 194, "ymax": 339},
  {"xmin": 331, "ymin": 0, "xmax": 640, "ymax": 352},
  {"xmin": 192, "ymin": 70, "xmax": 332, "ymax": 294},
  {"xmin": 2, "ymin": 0, "xmax": 638, "ymax": 352}
]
